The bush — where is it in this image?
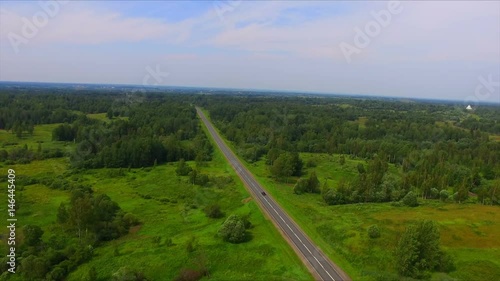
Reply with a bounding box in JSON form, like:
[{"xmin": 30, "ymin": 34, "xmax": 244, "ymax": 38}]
[
  {"xmin": 391, "ymin": 201, "xmax": 403, "ymax": 207},
  {"xmin": 23, "ymin": 225, "xmax": 44, "ymax": 247},
  {"xmin": 176, "ymin": 159, "xmax": 192, "ymax": 176},
  {"xmin": 166, "ymin": 238, "xmax": 174, "ymax": 247},
  {"xmin": 368, "ymin": 225, "xmax": 381, "ymax": 239},
  {"xmin": 123, "ymin": 213, "xmax": 140, "ymax": 227},
  {"xmin": 294, "ymin": 172, "xmax": 320, "ymax": 194},
  {"xmin": 152, "ymin": 236, "xmax": 161, "ymax": 246},
  {"xmin": 339, "ymin": 155, "xmax": 346, "ymax": 165},
  {"xmin": 395, "ymin": 220, "xmax": 451, "ymax": 278},
  {"xmin": 0, "ymin": 150, "xmax": 8, "ymax": 162},
  {"xmin": 430, "ymin": 188, "xmax": 439, "ymax": 199},
  {"xmin": 203, "ymin": 204, "xmax": 224, "ymax": 218},
  {"xmin": 85, "ymin": 266, "xmax": 97, "ymax": 281},
  {"xmin": 322, "ymin": 188, "xmax": 343, "ymax": 205},
  {"xmin": 112, "ymin": 267, "xmax": 147, "ymax": 281},
  {"xmin": 159, "ymin": 197, "xmax": 170, "ymax": 204},
  {"xmin": 211, "ymin": 176, "xmax": 233, "ymax": 189},
  {"xmin": 306, "ymin": 158, "xmax": 317, "ymax": 168},
  {"xmin": 186, "ymin": 236, "xmax": 198, "ymax": 253},
  {"xmin": 241, "ymin": 213, "xmax": 252, "ymax": 229},
  {"xmin": 46, "ymin": 266, "xmax": 66, "ymax": 281},
  {"xmin": 218, "ymin": 215, "xmax": 247, "ymax": 243},
  {"xmin": 437, "ymin": 250, "xmax": 456, "ymax": 272},
  {"xmin": 174, "ymin": 268, "xmax": 207, "ymax": 281},
  {"xmin": 402, "ymin": 191, "xmax": 418, "ymax": 207},
  {"xmin": 439, "ymin": 190, "xmax": 449, "ymax": 202},
  {"xmin": 293, "ymin": 179, "xmax": 308, "ymax": 195}
]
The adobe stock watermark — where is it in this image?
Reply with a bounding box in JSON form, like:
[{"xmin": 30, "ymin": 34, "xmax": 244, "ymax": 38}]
[
  {"xmin": 213, "ymin": 0, "xmax": 241, "ymax": 22},
  {"xmin": 6, "ymin": 0, "xmax": 68, "ymax": 54},
  {"xmin": 464, "ymin": 74, "xmax": 500, "ymax": 109},
  {"xmin": 339, "ymin": 1, "xmax": 403, "ymax": 63},
  {"xmin": 142, "ymin": 65, "xmax": 169, "ymax": 86}
]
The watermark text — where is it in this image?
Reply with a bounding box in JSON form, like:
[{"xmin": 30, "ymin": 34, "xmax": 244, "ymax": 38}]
[{"xmin": 6, "ymin": 169, "xmax": 16, "ymax": 274}]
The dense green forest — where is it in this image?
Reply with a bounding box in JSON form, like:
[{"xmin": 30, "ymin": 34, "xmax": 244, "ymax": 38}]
[
  {"xmin": 0, "ymin": 91, "xmax": 212, "ymax": 168},
  {"xmin": 200, "ymin": 96, "xmax": 499, "ymax": 206},
  {"xmin": 0, "ymin": 91, "xmax": 214, "ymax": 280},
  {"xmin": 0, "ymin": 89, "xmax": 499, "ymax": 280}
]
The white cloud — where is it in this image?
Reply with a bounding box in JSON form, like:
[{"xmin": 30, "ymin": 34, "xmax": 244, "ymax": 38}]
[
  {"xmin": 0, "ymin": 1, "xmax": 498, "ymax": 102},
  {"xmin": 0, "ymin": 2, "xmax": 195, "ymax": 49},
  {"xmin": 206, "ymin": 1, "xmax": 499, "ymax": 66}
]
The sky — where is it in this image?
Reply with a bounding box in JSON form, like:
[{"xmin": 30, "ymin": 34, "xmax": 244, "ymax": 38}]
[{"xmin": 0, "ymin": 0, "xmax": 499, "ymax": 103}]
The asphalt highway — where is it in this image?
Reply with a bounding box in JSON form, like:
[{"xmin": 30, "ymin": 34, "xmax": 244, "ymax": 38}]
[{"xmin": 196, "ymin": 107, "xmax": 350, "ymax": 281}]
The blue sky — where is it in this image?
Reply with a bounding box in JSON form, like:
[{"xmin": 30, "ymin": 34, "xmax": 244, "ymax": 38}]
[{"xmin": 0, "ymin": 1, "xmax": 499, "ymax": 103}]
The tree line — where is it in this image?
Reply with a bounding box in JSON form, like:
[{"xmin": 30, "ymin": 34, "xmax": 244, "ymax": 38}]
[
  {"xmin": 0, "ymin": 181, "xmax": 138, "ymax": 281},
  {"xmin": 200, "ymin": 95, "xmax": 499, "ymax": 205}
]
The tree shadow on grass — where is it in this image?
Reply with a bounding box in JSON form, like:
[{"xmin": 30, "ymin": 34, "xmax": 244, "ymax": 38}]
[{"xmin": 241, "ymin": 231, "xmax": 254, "ymax": 243}]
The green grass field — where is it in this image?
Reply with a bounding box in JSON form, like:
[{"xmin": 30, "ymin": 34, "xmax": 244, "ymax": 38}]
[
  {"xmin": 490, "ymin": 134, "xmax": 500, "ymax": 142},
  {"xmin": 233, "ymin": 153, "xmax": 500, "ymax": 280},
  {"xmin": 2, "ymin": 116, "xmax": 499, "ymax": 280},
  {"xmin": 87, "ymin": 113, "xmax": 129, "ymax": 123},
  {"xmin": 198, "ymin": 109, "xmax": 500, "ymax": 280},
  {"xmin": 0, "ymin": 123, "xmax": 74, "ymax": 154},
  {"xmin": 0, "ymin": 123, "xmax": 312, "ymax": 280},
  {"xmin": 65, "ymin": 146, "xmax": 312, "ymax": 280}
]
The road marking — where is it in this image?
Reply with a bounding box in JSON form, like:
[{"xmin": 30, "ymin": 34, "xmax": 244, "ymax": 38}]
[
  {"xmin": 261, "ymin": 195, "xmax": 336, "ymax": 281},
  {"xmin": 220, "ymin": 146, "xmax": 336, "ymax": 280},
  {"xmin": 238, "ymin": 170, "xmax": 337, "ymax": 281},
  {"xmin": 198, "ymin": 108, "xmax": 339, "ymax": 281}
]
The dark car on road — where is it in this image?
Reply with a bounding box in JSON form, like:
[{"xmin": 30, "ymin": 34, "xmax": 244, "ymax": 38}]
[{"xmin": 261, "ymin": 191, "xmax": 266, "ymax": 196}]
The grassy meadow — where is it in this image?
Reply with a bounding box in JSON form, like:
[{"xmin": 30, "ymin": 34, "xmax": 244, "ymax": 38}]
[
  {"xmin": 194, "ymin": 108, "xmax": 500, "ymax": 280},
  {"xmin": 1, "ymin": 113, "xmax": 499, "ymax": 281},
  {"xmin": 235, "ymin": 152, "xmax": 500, "ymax": 280},
  {"xmin": 0, "ymin": 123, "xmax": 312, "ymax": 280},
  {"xmin": 66, "ymin": 150, "xmax": 312, "ymax": 280},
  {"xmin": 0, "ymin": 123, "xmax": 74, "ymax": 154},
  {"xmin": 87, "ymin": 113, "xmax": 129, "ymax": 123}
]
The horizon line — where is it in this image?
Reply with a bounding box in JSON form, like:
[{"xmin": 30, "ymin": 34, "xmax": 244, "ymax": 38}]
[{"xmin": 0, "ymin": 80, "xmax": 498, "ymax": 105}]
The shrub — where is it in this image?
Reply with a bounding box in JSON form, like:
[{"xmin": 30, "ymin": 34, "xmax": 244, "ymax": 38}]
[
  {"xmin": 293, "ymin": 179, "xmax": 308, "ymax": 195},
  {"xmin": 0, "ymin": 150, "xmax": 8, "ymax": 162},
  {"xmin": 241, "ymin": 213, "xmax": 253, "ymax": 229},
  {"xmin": 166, "ymin": 238, "xmax": 174, "ymax": 247},
  {"xmin": 203, "ymin": 204, "xmax": 224, "ymax": 218},
  {"xmin": 430, "ymin": 188, "xmax": 439, "ymax": 199},
  {"xmin": 23, "ymin": 225, "xmax": 44, "ymax": 247},
  {"xmin": 439, "ymin": 190, "xmax": 449, "ymax": 202},
  {"xmin": 395, "ymin": 220, "xmax": 452, "ymax": 278},
  {"xmin": 174, "ymin": 268, "xmax": 207, "ymax": 281},
  {"xmin": 402, "ymin": 191, "xmax": 418, "ymax": 207},
  {"xmin": 218, "ymin": 215, "xmax": 247, "ymax": 243},
  {"xmin": 85, "ymin": 266, "xmax": 97, "ymax": 281},
  {"xmin": 46, "ymin": 266, "xmax": 66, "ymax": 281},
  {"xmin": 306, "ymin": 158, "xmax": 317, "ymax": 168},
  {"xmin": 123, "ymin": 213, "xmax": 140, "ymax": 227},
  {"xmin": 152, "ymin": 236, "xmax": 161, "ymax": 246},
  {"xmin": 111, "ymin": 267, "xmax": 147, "ymax": 281},
  {"xmin": 176, "ymin": 159, "xmax": 192, "ymax": 176},
  {"xmin": 322, "ymin": 188, "xmax": 337, "ymax": 205},
  {"xmin": 391, "ymin": 201, "xmax": 403, "ymax": 207},
  {"xmin": 294, "ymin": 172, "xmax": 320, "ymax": 194},
  {"xmin": 186, "ymin": 236, "xmax": 197, "ymax": 253},
  {"xmin": 339, "ymin": 155, "xmax": 346, "ymax": 165},
  {"xmin": 368, "ymin": 225, "xmax": 381, "ymax": 239},
  {"xmin": 437, "ymin": 250, "xmax": 456, "ymax": 272}
]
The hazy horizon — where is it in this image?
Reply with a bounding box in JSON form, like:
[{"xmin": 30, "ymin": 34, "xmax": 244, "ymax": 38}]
[{"xmin": 1, "ymin": 1, "xmax": 499, "ymax": 103}]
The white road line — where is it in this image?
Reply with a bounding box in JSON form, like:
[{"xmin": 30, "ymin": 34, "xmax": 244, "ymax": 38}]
[
  {"xmin": 199, "ymin": 110, "xmax": 338, "ymax": 281},
  {"xmin": 240, "ymin": 172, "xmax": 337, "ymax": 281},
  {"xmin": 261, "ymin": 195, "xmax": 336, "ymax": 281}
]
